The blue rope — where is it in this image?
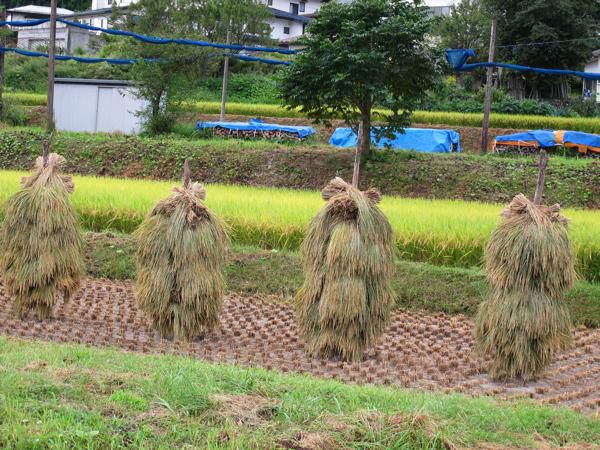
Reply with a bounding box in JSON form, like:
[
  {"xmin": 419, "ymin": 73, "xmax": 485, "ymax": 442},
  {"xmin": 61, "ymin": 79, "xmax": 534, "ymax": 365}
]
[
  {"xmin": 0, "ymin": 46, "xmax": 291, "ymax": 66},
  {"xmin": 0, "ymin": 46, "xmax": 156, "ymax": 64},
  {"xmin": 446, "ymin": 48, "xmax": 600, "ymax": 81},
  {"xmin": 459, "ymin": 61, "xmax": 600, "ymax": 81},
  {"xmin": 0, "ymin": 18, "xmax": 298, "ymax": 55}
]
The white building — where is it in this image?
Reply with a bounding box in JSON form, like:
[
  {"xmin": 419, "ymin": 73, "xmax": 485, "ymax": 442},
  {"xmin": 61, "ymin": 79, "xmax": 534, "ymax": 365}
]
[
  {"xmin": 86, "ymin": 0, "xmax": 323, "ymax": 43},
  {"xmin": 583, "ymin": 50, "xmax": 600, "ymax": 103},
  {"xmin": 54, "ymin": 78, "xmax": 148, "ymax": 134},
  {"xmin": 424, "ymin": 0, "xmax": 461, "ymax": 16},
  {"xmin": 7, "ymin": 5, "xmax": 100, "ymax": 53}
]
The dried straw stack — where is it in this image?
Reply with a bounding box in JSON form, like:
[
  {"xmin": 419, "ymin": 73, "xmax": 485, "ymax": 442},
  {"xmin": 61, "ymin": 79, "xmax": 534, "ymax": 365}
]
[
  {"xmin": 135, "ymin": 162, "xmax": 229, "ymax": 341},
  {"xmin": 0, "ymin": 152, "xmax": 84, "ymax": 319},
  {"xmin": 295, "ymin": 177, "xmax": 396, "ymax": 362},
  {"xmin": 475, "ymin": 152, "xmax": 576, "ymax": 380}
]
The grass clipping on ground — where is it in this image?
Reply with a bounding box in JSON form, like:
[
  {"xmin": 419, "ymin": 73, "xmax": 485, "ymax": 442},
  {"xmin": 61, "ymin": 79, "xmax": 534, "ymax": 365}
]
[
  {"xmin": 296, "ymin": 177, "xmax": 396, "ymax": 362},
  {"xmin": 135, "ymin": 181, "xmax": 229, "ymax": 341},
  {"xmin": 475, "ymin": 193, "xmax": 577, "ymax": 380},
  {"xmin": 0, "ymin": 153, "xmax": 83, "ymax": 320}
]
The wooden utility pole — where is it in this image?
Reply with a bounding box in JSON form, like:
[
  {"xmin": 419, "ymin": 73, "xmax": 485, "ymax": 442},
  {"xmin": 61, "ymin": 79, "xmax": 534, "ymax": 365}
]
[
  {"xmin": 183, "ymin": 158, "xmax": 191, "ymax": 189},
  {"xmin": 46, "ymin": 0, "xmax": 58, "ymax": 134},
  {"xmin": 220, "ymin": 26, "xmax": 232, "ymax": 122},
  {"xmin": 0, "ymin": 8, "xmax": 6, "ymax": 117},
  {"xmin": 533, "ymin": 150, "xmax": 549, "ymax": 206},
  {"xmin": 481, "ymin": 19, "xmax": 497, "ymax": 153}
]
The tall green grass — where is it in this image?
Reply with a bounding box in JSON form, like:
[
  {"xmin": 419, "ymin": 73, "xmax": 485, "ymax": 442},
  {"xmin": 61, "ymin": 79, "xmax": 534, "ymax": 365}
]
[
  {"xmin": 9, "ymin": 95, "xmax": 600, "ymax": 132},
  {"xmin": 4, "ymin": 93, "xmax": 47, "ymax": 107},
  {"xmin": 0, "ymin": 170, "xmax": 598, "ymax": 280}
]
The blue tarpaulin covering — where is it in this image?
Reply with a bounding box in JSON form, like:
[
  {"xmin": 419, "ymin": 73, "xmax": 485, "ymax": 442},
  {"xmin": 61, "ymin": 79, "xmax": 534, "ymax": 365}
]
[
  {"xmin": 564, "ymin": 131, "xmax": 600, "ymax": 148},
  {"xmin": 495, "ymin": 130, "xmax": 557, "ymax": 148},
  {"xmin": 328, "ymin": 128, "xmax": 461, "ymax": 153},
  {"xmin": 495, "ymin": 129, "xmax": 600, "ymax": 154},
  {"xmin": 196, "ymin": 118, "xmax": 316, "ymax": 139}
]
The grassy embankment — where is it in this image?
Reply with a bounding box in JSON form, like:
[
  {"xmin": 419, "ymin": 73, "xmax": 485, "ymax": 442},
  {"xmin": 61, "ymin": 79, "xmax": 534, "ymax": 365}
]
[
  {"xmin": 1, "ymin": 337, "xmax": 599, "ymax": 448},
  {"xmin": 1, "ymin": 129, "xmax": 598, "ymax": 209}
]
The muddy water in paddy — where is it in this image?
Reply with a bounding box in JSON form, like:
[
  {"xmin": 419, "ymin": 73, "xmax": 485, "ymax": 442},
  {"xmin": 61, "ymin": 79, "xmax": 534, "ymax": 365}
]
[{"xmin": 1, "ymin": 278, "xmax": 598, "ymax": 413}]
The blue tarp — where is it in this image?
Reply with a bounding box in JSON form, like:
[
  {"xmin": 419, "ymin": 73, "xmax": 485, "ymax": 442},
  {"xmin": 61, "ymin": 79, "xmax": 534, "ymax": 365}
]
[
  {"xmin": 564, "ymin": 131, "xmax": 600, "ymax": 149},
  {"xmin": 495, "ymin": 130, "xmax": 557, "ymax": 148},
  {"xmin": 328, "ymin": 128, "xmax": 461, "ymax": 153},
  {"xmin": 495, "ymin": 129, "xmax": 600, "ymax": 153},
  {"xmin": 196, "ymin": 118, "xmax": 316, "ymax": 139}
]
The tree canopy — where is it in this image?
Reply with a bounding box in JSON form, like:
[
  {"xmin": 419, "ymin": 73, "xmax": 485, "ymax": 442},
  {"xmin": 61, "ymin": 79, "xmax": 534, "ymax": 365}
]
[
  {"xmin": 110, "ymin": 0, "xmax": 271, "ymax": 134},
  {"xmin": 439, "ymin": 0, "xmax": 491, "ymax": 52},
  {"xmin": 279, "ymin": 0, "xmax": 437, "ymax": 186},
  {"xmin": 484, "ymin": 0, "xmax": 600, "ymax": 97}
]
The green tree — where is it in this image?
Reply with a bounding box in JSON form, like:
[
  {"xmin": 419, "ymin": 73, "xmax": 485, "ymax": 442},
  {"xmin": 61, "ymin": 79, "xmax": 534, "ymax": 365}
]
[
  {"xmin": 439, "ymin": 0, "xmax": 491, "ymax": 51},
  {"xmin": 484, "ymin": 0, "xmax": 600, "ymax": 98},
  {"xmin": 112, "ymin": 0, "xmax": 270, "ymax": 134},
  {"xmin": 279, "ymin": 0, "xmax": 436, "ymax": 186}
]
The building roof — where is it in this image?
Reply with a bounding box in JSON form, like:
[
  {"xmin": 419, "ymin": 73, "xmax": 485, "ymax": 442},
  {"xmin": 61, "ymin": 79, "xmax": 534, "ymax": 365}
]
[
  {"xmin": 8, "ymin": 5, "xmax": 73, "ymax": 16},
  {"xmin": 55, "ymin": 78, "xmax": 132, "ymax": 86},
  {"xmin": 60, "ymin": 6, "xmax": 129, "ymax": 19},
  {"xmin": 267, "ymin": 7, "xmax": 312, "ymax": 24}
]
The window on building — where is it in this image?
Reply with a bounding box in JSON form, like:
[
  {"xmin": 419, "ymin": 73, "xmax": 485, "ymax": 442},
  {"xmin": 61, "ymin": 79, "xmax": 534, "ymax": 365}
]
[
  {"xmin": 268, "ymin": 0, "xmax": 273, "ymax": 5},
  {"xmin": 299, "ymin": 2, "xmax": 305, "ymax": 12},
  {"xmin": 108, "ymin": 0, "xmax": 112, "ymax": 4},
  {"xmin": 283, "ymin": 26, "xmax": 290, "ymax": 35},
  {"xmin": 290, "ymin": 3, "xmax": 299, "ymax": 15}
]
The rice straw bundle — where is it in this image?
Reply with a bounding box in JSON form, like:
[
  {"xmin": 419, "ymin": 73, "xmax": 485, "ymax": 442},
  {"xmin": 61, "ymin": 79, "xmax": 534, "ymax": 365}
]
[
  {"xmin": 475, "ymin": 152, "xmax": 576, "ymax": 380},
  {"xmin": 1, "ymin": 152, "xmax": 83, "ymax": 319},
  {"xmin": 295, "ymin": 177, "xmax": 396, "ymax": 362},
  {"xmin": 135, "ymin": 161, "xmax": 229, "ymax": 341}
]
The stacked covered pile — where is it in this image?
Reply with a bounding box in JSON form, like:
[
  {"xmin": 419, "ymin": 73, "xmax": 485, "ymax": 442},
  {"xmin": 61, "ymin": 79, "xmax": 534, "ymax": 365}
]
[
  {"xmin": 295, "ymin": 177, "xmax": 396, "ymax": 362},
  {"xmin": 1, "ymin": 153, "xmax": 83, "ymax": 319},
  {"xmin": 135, "ymin": 176, "xmax": 229, "ymax": 341},
  {"xmin": 475, "ymin": 193, "xmax": 576, "ymax": 380}
]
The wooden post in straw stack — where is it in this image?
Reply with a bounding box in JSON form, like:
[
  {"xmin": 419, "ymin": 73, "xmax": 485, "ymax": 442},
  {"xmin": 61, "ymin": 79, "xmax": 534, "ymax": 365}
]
[
  {"xmin": 0, "ymin": 135, "xmax": 83, "ymax": 319},
  {"xmin": 135, "ymin": 159, "xmax": 229, "ymax": 341},
  {"xmin": 474, "ymin": 150, "xmax": 576, "ymax": 380}
]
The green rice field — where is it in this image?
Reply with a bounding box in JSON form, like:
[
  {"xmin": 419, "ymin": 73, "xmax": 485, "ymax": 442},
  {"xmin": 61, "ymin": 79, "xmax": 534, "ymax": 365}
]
[{"xmin": 1, "ymin": 170, "xmax": 599, "ymax": 280}]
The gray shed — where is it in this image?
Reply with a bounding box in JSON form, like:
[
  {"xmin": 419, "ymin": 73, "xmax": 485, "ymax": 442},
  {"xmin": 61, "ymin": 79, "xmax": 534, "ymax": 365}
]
[{"xmin": 54, "ymin": 78, "xmax": 148, "ymax": 134}]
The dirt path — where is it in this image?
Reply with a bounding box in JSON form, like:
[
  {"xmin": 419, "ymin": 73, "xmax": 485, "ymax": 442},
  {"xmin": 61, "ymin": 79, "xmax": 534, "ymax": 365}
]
[{"xmin": 1, "ymin": 278, "xmax": 598, "ymax": 413}]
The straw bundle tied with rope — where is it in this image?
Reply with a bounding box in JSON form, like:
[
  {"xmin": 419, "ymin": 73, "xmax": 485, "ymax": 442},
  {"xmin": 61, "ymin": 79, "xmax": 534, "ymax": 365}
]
[
  {"xmin": 295, "ymin": 177, "xmax": 396, "ymax": 362},
  {"xmin": 475, "ymin": 151, "xmax": 576, "ymax": 380},
  {"xmin": 135, "ymin": 160, "xmax": 229, "ymax": 341},
  {"xmin": 0, "ymin": 149, "xmax": 84, "ymax": 320}
]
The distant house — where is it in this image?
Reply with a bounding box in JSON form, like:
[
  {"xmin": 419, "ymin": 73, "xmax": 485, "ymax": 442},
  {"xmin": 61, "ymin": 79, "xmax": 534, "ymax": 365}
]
[
  {"xmin": 7, "ymin": 5, "xmax": 99, "ymax": 53},
  {"xmin": 583, "ymin": 49, "xmax": 600, "ymax": 103}
]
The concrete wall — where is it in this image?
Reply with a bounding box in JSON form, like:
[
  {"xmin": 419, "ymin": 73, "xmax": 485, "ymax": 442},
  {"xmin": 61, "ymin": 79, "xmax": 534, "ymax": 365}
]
[
  {"xmin": 54, "ymin": 81, "xmax": 148, "ymax": 134},
  {"xmin": 16, "ymin": 23, "xmax": 98, "ymax": 53},
  {"xmin": 267, "ymin": 0, "xmax": 322, "ymax": 15},
  {"xmin": 268, "ymin": 17, "xmax": 305, "ymax": 40},
  {"xmin": 584, "ymin": 59, "xmax": 600, "ymax": 102}
]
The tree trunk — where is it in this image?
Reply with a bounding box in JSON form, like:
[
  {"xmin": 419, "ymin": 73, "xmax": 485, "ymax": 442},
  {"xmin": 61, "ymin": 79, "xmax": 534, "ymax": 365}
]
[{"xmin": 352, "ymin": 112, "xmax": 371, "ymax": 188}]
